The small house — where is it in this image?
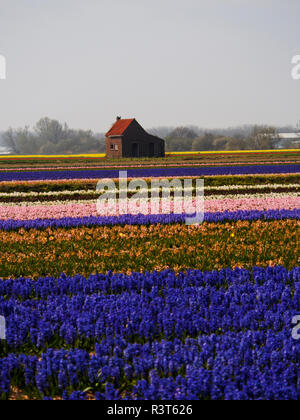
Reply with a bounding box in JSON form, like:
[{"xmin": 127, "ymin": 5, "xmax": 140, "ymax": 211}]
[{"xmin": 106, "ymin": 117, "xmax": 165, "ymax": 158}]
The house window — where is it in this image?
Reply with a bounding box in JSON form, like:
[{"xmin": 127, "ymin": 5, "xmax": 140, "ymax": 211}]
[{"xmin": 110, "ymin": 144, "xmax": 119, "ymax": 151}]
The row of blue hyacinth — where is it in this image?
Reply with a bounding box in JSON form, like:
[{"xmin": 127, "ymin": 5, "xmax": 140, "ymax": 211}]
[
  {"xmin": 0, "ymin": 209, "xmax": 299, "ymax": 231},
  {"xmin": 0, "ymin": 266, "xmax": 299, "ymax": 300},
  {"xmin": 0, "ymin": 266, "xmax": 299, "ymax": 400},
  {"xmin": 0, "ymin": 164, "xmax": 299, "ymax": 182},
  {"xmin": 1, "ymin": 330, "xmax": 299, "ymax": 400},
  {"xmin": 0, "ymin": 266, "xmax": 299, "ymax": 353}
]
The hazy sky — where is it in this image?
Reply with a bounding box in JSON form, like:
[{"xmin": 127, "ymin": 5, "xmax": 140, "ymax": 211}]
[{"xmin": 0, "ymin": 0, "xmax": 300, "ymax": 132}]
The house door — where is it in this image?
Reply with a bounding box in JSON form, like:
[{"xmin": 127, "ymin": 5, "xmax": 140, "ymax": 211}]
[
  {"xmin": 132, "ymin": 143, "xmax": 139, "ymax": 157},
  {"xmin": 149, "ymin": 143, "xmax": 155, "ymax": 157}
]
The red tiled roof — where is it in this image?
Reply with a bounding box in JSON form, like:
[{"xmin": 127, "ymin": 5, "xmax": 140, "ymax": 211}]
[{"xmin": 106, "ymin": 119, "xmax": 135, "ymax": 137}]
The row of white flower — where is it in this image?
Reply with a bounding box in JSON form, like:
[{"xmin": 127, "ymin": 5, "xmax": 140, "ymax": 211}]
[
  {"xmin": 1, "ymin": 192, "xmax": 299, "ymax": 207},
  {"xmin": 0, "ymin": 183, "xmax": 298, "ymax": 198}
]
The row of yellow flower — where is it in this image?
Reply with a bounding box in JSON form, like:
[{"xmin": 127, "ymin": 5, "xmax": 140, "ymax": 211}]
[{"xmin": 0, "ymin": 220, "xmax": 297, "ymax": 279}]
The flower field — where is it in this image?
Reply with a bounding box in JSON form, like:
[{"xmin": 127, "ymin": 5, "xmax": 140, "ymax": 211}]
[
  {"xmin": 0, "ymin": 164, "xmax": 300, "ymax": 182},
  {"xmin": 0, "ymin": 154, "xmax": 299, "ymax": 400}
]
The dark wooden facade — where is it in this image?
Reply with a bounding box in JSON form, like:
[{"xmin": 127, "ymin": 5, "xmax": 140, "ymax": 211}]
[{"xmin": 106, "ymin": 118, "xmax": 165, "ymax": 158}]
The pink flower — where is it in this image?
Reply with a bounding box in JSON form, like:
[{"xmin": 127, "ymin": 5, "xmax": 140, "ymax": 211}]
[{"xmin": 0, "ymin": 196, "xmax": 298, "ymax": 220}]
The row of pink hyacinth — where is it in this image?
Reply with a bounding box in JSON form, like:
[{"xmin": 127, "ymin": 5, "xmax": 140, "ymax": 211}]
[{"xmin": 0, "ymin": 196, "xmax": 299, "ymax": 220}]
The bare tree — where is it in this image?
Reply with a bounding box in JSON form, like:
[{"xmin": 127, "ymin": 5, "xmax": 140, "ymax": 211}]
[
  {"xmin": 247, "ymin": 126, "xmax": 276, "ymax": 150},
  {"xmin": 2, "ymin": 128, "xmax": 19, "ymax": 154},
  {"xmin": 35, "ymin": 117, "xmax": 67, "ymax": 145}
]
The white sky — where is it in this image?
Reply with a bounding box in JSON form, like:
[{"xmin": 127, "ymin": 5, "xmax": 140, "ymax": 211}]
[{"xmin": 0, "ymin": 0, "xmax": 300, "ymax": 132}]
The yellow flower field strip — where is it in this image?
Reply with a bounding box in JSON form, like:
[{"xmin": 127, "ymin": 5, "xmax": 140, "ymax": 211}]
[
  {"xmin": 166, "ymin": 149, "xmax": 300, "ymax": 155},
  {"xmin": 0, "ymin": 154, "xmax": 106, "ymax": 159}
]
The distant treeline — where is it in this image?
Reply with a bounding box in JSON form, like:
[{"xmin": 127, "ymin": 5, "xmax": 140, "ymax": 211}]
[
  {"xmin": 1, "ymin": 118, "xmax": 106, "ymax": 155},
  {"xmin": 160, "ymin": 126, "xmax": 296, "ymax": 152},
  {"xmin": 0, "ymin": 118, "xmax": 298, "ymax": 154}
]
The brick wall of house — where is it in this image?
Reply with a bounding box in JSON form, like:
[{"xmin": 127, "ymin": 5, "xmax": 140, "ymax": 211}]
[{"xmin": 106, "ymin": 137, "xmax": 123, "ymax": 158}]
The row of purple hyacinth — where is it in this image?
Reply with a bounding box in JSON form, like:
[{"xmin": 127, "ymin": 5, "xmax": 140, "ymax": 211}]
[
  {"xmin": 0, "ymin": 266, "xmax": 299, "ymax": 300},
  {"xmin": 0, "ymin": 208, "xmax": 299, "ymax": 231},
  {"xmin": 0, "ymin": 164, "xmax": 300, "ymax": 182},
  {"xmin": 0, "ymin": 266, "xmax": 299, "ymax": 400},
  {"xmin": 0, "ymin": 266, "xmax": 299, "ymax": 352},
  {"xmin": 1, "ymin": 329, "xmax": 299, "ymax": 400}
]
